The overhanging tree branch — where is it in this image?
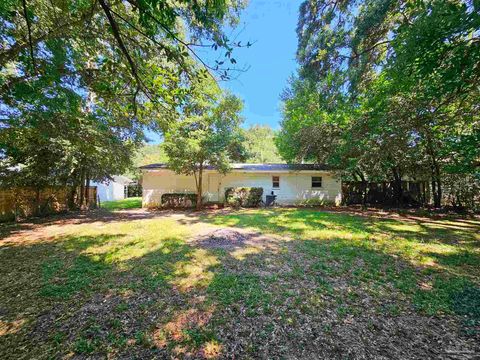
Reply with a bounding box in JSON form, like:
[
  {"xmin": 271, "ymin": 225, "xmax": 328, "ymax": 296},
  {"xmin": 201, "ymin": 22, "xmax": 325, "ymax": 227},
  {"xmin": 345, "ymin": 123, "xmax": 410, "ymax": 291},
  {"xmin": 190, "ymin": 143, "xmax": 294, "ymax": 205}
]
[
  {"xmin": 125, "ymin": 0, "xmax": 248, "ymax": 80},
  {"xmin": 21, "ymin": 0, "xmax": 36, "ymax": 73},
  {"xmin": 107, "ymin": 6, "xmax": 190, "ymax": 76},
  {"xmin": 98, "ymin": 0, "xmax": 142, "ymax": 92},
  {"xmin": 98, "ymin": 0, "xmax": 177, "ymax": 113}
]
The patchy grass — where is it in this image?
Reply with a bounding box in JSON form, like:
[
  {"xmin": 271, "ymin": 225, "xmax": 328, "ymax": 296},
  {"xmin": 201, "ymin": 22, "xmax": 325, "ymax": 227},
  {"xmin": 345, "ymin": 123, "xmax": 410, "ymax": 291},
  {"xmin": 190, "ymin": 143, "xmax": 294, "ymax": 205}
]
[
  {"xmin": 0, "ymin": 208, "xmax": 479, "ymax": 359},
  {"xmin": 100, "ymin": 197, "xmax": 142, "ymax": 210},
  {"xmin": 204, "ymin": 209, "xmax": 480, "ymax": 314}
]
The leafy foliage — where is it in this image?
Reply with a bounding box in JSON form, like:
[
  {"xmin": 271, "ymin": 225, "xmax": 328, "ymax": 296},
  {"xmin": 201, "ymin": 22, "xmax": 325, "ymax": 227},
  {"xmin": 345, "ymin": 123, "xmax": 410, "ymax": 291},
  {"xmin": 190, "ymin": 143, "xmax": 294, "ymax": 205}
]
[
  {"xmin": 243, "ymin": 125, "xmax": 283, "ymax": 163},
  {"xmin": 0, "ymin": 0, "xmax": 247, "ymax": 205},
  {"xmin": 124, "ymin": 143, "xmax": 169, "ymax": 180},
  {"xmin": 225, "ymin": 187, "xmax": 264, "ymax": 208},
  {"xmin": 278, "ymin": 0, "xmax": 480, "ymax": 208},
  {"xmin": 163, "ymin": 78, "xmax": 247, "ymax": 209},
  {"xmin": 161, "ymin": 193, "xmax": 197, "ymax": 209}
]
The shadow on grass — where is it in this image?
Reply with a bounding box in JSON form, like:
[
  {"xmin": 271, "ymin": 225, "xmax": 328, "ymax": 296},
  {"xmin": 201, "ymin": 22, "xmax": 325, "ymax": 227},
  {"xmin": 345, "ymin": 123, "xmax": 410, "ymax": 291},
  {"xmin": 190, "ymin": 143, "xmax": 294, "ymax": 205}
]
[
  {"xmin": 0, "ymin": 230, "xmax": 195, "ymax": 358},
  {"xmin": 202, "ymin": 208, "xmax": 480, "ymax": 273},
  {"xmin": 0, "ymin": 208, "xmax": 204, "ymax": 242},
  {"xmin": 0, "ymin": 209, "xmax": 479, "ymax": 359}
]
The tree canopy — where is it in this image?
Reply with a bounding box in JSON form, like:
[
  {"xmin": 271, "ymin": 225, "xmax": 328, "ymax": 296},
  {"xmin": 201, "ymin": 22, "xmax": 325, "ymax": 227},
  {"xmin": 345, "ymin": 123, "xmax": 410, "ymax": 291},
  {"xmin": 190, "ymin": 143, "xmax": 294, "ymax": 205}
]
[
  {"xmin": 163, "ymin": 78, "xmax": 246, "ymax": 209},
  {"xmin": 0, "ymin": 0, "xmax": 247, "ymax": 206},
  {"xmin": 278, "ymin": 0, "xmax": 480, "ymax": 208},
  {"xmin": 244, "ymin": 125, "xmax": 283, "ymax": 163}
]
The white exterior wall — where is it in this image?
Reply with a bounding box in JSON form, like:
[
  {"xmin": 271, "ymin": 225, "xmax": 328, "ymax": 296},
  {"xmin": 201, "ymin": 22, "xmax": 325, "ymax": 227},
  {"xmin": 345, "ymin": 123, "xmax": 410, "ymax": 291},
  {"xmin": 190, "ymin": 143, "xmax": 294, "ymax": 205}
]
[
  {"xmin": 142, "ymin": 169, "xmax": 342, "ymax": 207},
  {"xmin": 92, "ymin": 181, "xmax": 126, "ymax": 202}
]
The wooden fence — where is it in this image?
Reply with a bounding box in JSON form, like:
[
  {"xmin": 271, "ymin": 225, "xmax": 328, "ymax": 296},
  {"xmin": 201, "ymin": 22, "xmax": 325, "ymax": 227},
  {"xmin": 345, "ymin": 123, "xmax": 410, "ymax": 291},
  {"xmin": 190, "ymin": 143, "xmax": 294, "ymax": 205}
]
[
  {"xmin": 0, "ymin": 186, "xmax": 97, "ymax": 222},
  {"xmin": 342, "ymin": 181, "xmax": 427, "ymax": 206}
]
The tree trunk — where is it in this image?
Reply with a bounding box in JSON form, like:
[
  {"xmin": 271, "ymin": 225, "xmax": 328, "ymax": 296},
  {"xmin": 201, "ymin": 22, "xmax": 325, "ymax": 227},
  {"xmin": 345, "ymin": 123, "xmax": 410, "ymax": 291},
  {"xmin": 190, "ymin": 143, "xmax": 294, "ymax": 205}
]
[
  {"xmin": 68, "ymin": 185, "xmax": 77, "ymax": 210},
  {"xmin": 79, "ymin": 168, "xmax": 85, "ymax": 208},
  {"xmin": 430, "ymin": 165, "xmax": 442, "ymax": 208},
  {"xmin": 196, "ymin": 164, "xmax": 203, "ymax": 210},
  {"xmin": 357, "ymin": 170, "xmax": 368, "ymax": 207},
  {"xmin": 425, "ymin": 131, "xmax": 442, "ymax": 208},
  {"xmin": 68, "ymin": 170, "xmax": 79, "ymax": 210},
  {"xmin": 392, "ymin": 167, "xmax": 403, "ymax": 207},
  {"xmin": 35, "ymin": 188, "xmax": 41, "ymax": 216},
  {"xmin": 433, "ymin": 163, "xmax": 442, "ymax": 208},
  {"xmin": 85, "ymin": 171, "xmax": 90, "ymax": 209},
  {"xmin": 431, "ymin": 177, "xmax": 436, "ymax": 206},
  {"xmin": 421, "ymin": 181, "xmax": 427, "ymax": 206}
]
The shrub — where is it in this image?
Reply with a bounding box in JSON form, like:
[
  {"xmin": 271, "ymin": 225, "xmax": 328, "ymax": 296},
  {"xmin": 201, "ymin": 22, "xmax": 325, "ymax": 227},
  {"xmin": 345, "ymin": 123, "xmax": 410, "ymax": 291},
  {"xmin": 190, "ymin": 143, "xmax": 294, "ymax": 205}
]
[
  {"xmin": 225, "ymin": 187, "xmax": 263, "ymax": 208},
  {"xmin": 161, "ymin": 193, "xmax": 197, "ymax": 208}
]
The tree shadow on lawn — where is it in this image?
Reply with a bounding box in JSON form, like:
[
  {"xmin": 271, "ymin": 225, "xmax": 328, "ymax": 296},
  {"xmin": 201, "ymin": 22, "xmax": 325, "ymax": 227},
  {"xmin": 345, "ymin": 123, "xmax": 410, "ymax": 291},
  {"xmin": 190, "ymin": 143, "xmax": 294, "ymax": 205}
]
[
  {"xmin": 0, "ymin": 208, "xmax": 204, "ymax": 243},
  {"xmin": 201, "ymin": 237, "xmax": 480, "ymax": 358},
  {"xmin": 203, "ymin": 208, "xmax": 480, "ymax": 276},
  {"xmin": 1, "ymin": 216, "xmax": 479, "ymax": 359},
  {"xmin": 0, "ymin": 231, "xmax": 193, "ymax": 359}
]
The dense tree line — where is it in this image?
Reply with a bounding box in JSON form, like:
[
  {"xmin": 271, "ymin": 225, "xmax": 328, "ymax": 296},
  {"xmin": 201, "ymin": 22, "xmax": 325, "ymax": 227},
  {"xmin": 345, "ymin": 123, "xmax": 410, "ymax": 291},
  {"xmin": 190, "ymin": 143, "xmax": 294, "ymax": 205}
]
[
  {"xmin": 243, "ymin": 125, "xmax": 283, "ymax": 164},
  {"xmin": 277, "ymin": 0, "xmax": 480, "ymax": 209},
  {"xmin": 0, "ymin": 0, "xmax": 246, "ymax": 208}
]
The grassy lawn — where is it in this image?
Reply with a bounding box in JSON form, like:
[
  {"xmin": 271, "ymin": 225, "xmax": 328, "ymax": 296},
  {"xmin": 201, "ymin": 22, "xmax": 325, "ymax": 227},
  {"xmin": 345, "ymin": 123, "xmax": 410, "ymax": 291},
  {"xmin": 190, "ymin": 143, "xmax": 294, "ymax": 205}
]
[
  {"xmin": 100, "ymin": 197, "xmax": 142, "ymax": 210},
  {"xmin": 0, "ymin": 208, "xmax": 479, "ymax": 358}
]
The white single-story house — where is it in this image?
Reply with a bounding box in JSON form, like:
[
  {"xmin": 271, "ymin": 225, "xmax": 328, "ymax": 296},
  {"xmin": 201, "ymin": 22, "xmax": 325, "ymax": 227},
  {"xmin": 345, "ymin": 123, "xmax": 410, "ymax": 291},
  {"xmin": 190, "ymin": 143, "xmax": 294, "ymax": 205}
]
[
  {"xmin": 140, "ymin": 163, "xmax": 342, "ymax": 207},
  {"xmin": 91, "ymin": 175, "xmax": 133, "ymax": 202}
]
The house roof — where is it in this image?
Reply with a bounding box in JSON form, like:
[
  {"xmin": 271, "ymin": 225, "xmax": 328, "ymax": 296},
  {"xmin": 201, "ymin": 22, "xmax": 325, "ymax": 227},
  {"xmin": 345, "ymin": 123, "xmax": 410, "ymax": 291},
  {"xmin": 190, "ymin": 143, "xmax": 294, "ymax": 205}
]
[
  {"xmin": 139, "ymin": 163, "xmax": 335, "ymax": 172},
  {"xmin": 112, "ymin": 175, "xmax": 134, "ymax": 185}
]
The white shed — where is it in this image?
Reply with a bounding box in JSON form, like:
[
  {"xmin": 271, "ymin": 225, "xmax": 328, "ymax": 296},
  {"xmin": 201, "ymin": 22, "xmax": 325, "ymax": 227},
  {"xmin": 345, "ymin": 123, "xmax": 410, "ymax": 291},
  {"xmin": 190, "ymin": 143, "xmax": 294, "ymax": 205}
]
[{"xmin": 92, "ymin": 175, "xmax": 133, "ymax": 202}]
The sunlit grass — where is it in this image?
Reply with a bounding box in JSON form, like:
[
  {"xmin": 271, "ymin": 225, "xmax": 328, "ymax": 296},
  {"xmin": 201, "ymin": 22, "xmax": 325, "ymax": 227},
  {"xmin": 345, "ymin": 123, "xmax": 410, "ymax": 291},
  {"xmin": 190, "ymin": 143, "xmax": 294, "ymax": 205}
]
[
  {"xmin": 65, "ymin": 219, "xmax": 190, "ymax": 265},
  {"xmin": 100, "ymin": 197, "xmax": 142, "ymax": 210},
  {"xmin": 203, "ymin": 208, "xmax": 480, "ymax": 326},
  {"xmin": 1, "ymin": 208, "xmax": 479, "ymax": 358},
  {"xmin": 173, "ymin": 249, "xmax": 220, "ymax": 291},
  {"xmin": 204, "ymin": 208, "xmax": 480, "ymax": 278}
]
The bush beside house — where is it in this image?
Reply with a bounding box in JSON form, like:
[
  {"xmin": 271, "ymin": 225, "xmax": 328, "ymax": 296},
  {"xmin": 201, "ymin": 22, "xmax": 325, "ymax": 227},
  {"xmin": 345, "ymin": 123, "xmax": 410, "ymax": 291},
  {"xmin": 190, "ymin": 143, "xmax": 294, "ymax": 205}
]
[
  {"xmin": 161, "ymin": 193, "xmax": 197, "ymax": 208},
  {"xmin": 225, "ymin": 187, "xmax": 263, "ymax": 208}
]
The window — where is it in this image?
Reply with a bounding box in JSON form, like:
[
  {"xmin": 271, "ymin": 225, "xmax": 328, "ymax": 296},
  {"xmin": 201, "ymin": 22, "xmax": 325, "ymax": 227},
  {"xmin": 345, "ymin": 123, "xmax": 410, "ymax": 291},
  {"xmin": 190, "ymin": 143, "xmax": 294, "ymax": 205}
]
[
  {"xmin": 272, "ymin": 176, "xmax": 280, "ymax": 188},
  {"xmin": 312, "ymin": 176, "xmax": 322, "ymax": 188}
]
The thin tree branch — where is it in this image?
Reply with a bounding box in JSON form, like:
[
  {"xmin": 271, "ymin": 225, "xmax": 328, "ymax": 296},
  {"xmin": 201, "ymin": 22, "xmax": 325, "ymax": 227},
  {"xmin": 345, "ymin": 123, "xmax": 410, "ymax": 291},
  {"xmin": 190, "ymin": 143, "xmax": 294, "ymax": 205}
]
[
  {"xmin": 99, "ymin": 0, "xmax": 174, "ymax": 114},
  {"xmin": 107, "ymin": 7, "xmax": 190, "ymax": 75},
  {"xmin": 21, "ymin": 0, "xmax": 36, "ymax": 73},
  {"xmin": 125, "ymin": 0, "xmax": 247, "ymax": 79},
  {"xmin": 351, "ymin": 40, "xmax": 391, "ymax": 60},
  {"xmin": 99, "ymin": 0, "xmax": 142, "ymax": 91}
]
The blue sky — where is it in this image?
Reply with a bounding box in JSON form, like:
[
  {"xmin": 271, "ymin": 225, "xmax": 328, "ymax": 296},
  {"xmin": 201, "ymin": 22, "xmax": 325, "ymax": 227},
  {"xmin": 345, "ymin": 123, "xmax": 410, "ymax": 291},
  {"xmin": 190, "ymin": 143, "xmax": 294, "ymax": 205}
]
[
  {"xmin": 221, "ymin": 0, "xmax": 302, "ymax": 129},
  {"xmin": 145, "ymin": 1, "xmax": 301, "ymax": 143}
]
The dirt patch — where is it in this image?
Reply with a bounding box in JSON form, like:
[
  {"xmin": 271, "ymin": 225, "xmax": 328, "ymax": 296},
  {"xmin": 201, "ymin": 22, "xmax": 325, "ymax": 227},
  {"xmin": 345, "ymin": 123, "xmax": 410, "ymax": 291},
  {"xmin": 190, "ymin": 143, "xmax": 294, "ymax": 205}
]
[
  {"xmin": 191, "ymin": 228, "xmax": 282, "ymax": 250},
  {"xmin": 193, "ymin": 229, "xmax": 251, "ymax": 249}
]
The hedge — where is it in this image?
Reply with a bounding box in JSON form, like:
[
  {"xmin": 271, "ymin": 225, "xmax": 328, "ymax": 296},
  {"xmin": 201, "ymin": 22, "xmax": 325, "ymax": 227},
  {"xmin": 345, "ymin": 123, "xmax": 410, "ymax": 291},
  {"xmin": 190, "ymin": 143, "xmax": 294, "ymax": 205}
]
[
  {"xmin": 161, "ymin": 193, "xmax": 197, "ymax": 208},
  {"xmin": 225, "ymin": 187, "xmax": 263, "ymax": 208}
]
